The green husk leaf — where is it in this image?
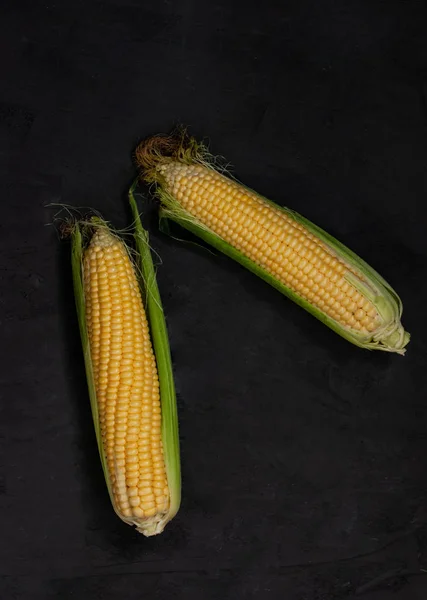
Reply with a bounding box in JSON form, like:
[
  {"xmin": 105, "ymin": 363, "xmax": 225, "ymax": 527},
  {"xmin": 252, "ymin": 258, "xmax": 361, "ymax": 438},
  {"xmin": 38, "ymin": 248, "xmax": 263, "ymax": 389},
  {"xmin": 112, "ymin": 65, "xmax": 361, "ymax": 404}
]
[
  {"xmin": 70, "ymin": 203, "xmax": 180, "ymax": 537},
  {"xmin": 129, "ymin": 182, "xmax": 181, "ymax": 535},
  {"xmin": 135, "ymin": 130, "xmax": 410, "ymax": 354}
]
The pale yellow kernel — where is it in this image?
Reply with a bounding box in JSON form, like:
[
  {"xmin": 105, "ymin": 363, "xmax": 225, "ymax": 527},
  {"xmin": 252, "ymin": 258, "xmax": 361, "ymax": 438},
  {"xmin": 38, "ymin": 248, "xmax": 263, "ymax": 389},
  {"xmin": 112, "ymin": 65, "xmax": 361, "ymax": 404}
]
[
  {"xmin": 117, "ymin": 491, "xmax": 130, "ymax": 504},
  {"xmin": 127, "ymin": 426, "xmax": 141, "ymax": 435},
  {"xmin": 126, "ymin": 463, "xmax": 139, "ymax": 473},
  {"xmin": 356, "ymin": 295, "xmax": 366, "ymax": 308},
  {"xmin": 152, "ymin": 482, "xmax": 166, "ymax": 497},
  {"xmin": 151, "ymin": 479, "xmax": 165, "ymax": 489},
  {"xmin": 354, "ymin": 308, "xmax": 365, "ymax": 321},
  {"xmin": 361, "ymin": 299, "xmax": 371, "ymax": 312},
  {"xmin": 127, "ymin": 487, "xmax": 140, "ymax": 499},
  {"xmin": 116, "ymin": 413, "xmax": 128, "ymax": 424},
  {"xmin": 156, "ymin": 499, "xmax": 169, "ymax": 512},
  {"xmin": 347, "ymin": 301, "xmax": 358, "ymax": 313},
  {"xmin": 126, "ymin": 476, "xmax": 139, "ymax": 487},
  {"xmin": 116, "ymin": 409, "xmax": 129, "ymax": 419},
  {"xmin": 347, "ymin": 316, "xmax": 357, "ymax": 327},
  {"xmin": 360, "ymin": 315, "xmax": 371, "ymax": 327},
  {"xmin": 114, "ymin": 455, "xmax": 126, "ymax": 467}
]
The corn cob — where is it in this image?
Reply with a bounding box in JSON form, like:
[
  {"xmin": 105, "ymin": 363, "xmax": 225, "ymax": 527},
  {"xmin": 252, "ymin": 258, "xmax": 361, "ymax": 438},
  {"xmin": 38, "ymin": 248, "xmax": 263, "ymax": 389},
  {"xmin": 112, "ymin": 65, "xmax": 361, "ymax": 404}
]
[
  {"xmin": 70, "ymin": 189, "xmax": 180, "ymax": 536},
  {"xmin": 135, "ymin": 132, "xmax": 409, "ymax": 354}
]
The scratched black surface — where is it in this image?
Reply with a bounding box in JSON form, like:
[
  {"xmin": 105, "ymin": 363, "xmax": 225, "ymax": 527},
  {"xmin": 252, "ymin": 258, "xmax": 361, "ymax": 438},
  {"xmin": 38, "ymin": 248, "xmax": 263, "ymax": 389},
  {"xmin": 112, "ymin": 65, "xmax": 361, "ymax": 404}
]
[{"xmin": 2, "ymin": 1, "xmax": 427, "ymax": 598}]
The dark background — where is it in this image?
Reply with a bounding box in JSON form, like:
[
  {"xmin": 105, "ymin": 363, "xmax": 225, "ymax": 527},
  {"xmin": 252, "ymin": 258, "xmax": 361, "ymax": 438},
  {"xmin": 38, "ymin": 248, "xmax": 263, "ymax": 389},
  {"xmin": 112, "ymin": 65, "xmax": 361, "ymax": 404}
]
[{"xmin": 2, "ymin": 1, "xmax": 427, "ymax": 598}]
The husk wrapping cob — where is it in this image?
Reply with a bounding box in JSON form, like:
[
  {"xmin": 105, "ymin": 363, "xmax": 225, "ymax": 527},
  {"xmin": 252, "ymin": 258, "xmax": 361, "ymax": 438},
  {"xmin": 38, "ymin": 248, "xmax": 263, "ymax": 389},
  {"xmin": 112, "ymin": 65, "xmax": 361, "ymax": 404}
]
[
  {"xmin": 135, "ymin": 131, "xmax": 409, "ymax": 354},
  {"xmin": 70, "ymin": 185, "xmax": 180, "ymax": 536}
]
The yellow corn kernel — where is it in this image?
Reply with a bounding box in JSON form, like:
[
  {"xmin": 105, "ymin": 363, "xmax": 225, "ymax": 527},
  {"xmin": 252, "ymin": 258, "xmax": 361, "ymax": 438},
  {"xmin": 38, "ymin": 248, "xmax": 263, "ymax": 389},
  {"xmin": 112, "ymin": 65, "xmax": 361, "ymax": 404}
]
[
  {"xmin": 157, "ymin": 163, "xmax": 378, "ymax": 333},
  {"xmin": 137, "ymin": 133, "xmax": 410, "ymax": 354},
  {"xmin": 83, "ymin": 227, "xmax": 170, "ymax": 527}
]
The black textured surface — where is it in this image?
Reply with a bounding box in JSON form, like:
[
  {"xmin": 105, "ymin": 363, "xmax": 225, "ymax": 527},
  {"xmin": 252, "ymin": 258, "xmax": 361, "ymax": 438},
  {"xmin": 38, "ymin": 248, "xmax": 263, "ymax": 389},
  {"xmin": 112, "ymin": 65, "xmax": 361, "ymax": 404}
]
[{"xmin": 2, "ymin": 1, "xmax": 427, "ymax": 599}]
